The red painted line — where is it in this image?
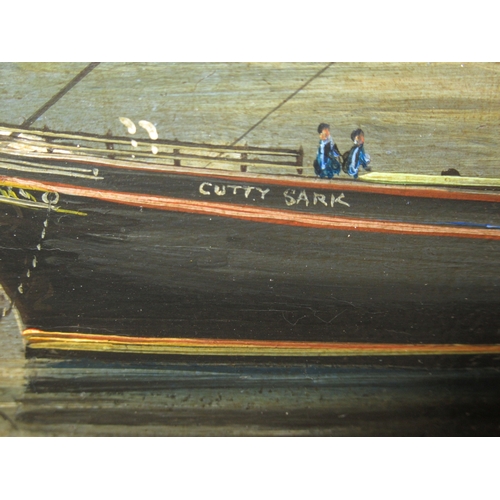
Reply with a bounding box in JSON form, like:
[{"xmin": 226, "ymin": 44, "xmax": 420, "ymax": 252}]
[
  {"xmin": 202, "ymin": 173, "xmax": 500, "ymax": 203},
  {"xmin": 22, "ymin": 329, "xmax": 500, "ymax": 355},
  {"xmin": 3, "ymin": 175, "xmax": 500, "ymax": 240},
  {"xmin": 22, "ymin": 155, "xmax": 500, "ymax": 203}
]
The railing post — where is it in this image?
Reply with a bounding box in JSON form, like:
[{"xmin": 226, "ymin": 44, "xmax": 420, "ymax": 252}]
[
  {"xmin": 174, "ymin": 149, "xmax": 181, "ymax": 166},
  {"xmin": 44, "ymin": 124, "xmax": 55, "ymax": 154},
  {"xmin": 105, "ymin": 130, "xmax": 115, "ymax": 159},
  {"xmin": 296, "ymin": 146, "xmax": 304, "ymax": 175},
  {"xmin": 240, "ymin": 153, "xmax": 248, "ymax": 172}
]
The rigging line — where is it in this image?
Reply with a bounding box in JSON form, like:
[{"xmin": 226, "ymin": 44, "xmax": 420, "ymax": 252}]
[
  {"xmin": 229, "ymin": 62, "xmax": 335, "ymax": 147},
  {"xmin": 21, "ymin": 62, "xmax": 101, "ymax": 128}
]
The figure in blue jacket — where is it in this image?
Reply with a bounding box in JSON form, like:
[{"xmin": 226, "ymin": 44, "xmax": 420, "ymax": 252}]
[
  {"xmin": 313, "ymin": 123, "xmax": 342, "ymax": 179},
  {"xmin": 343, "ymin": 128, "xmax": 371, "ymax": 179}
]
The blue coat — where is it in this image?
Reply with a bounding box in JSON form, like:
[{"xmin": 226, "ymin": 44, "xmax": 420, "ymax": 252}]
[
  {"xmin": 343, "ymin": 144, "xmax": 371, "ymax": 179},
  {"xmin": 314, "ymin": 138, "xmax": 342, "ymax": 178}
]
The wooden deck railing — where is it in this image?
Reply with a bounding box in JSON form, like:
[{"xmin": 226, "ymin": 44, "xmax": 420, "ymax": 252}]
[{"xmin": 0, "ymin": 124, "xmax": 304, "ymax": 175}]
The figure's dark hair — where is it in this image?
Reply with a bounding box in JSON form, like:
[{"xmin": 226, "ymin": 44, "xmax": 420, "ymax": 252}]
[
  {"xmin": 351, "ymin": 128, "xmax": 364, "ymax": 141},
  {"xmin": 318, "ymin": 123, "xmax": 330, "ymax": 134}
]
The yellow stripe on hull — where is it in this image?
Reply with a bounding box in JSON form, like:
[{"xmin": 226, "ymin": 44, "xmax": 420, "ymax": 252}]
[
  {"xmin": 360, "ymin": 172, "xmax": 500, "ymax": 188},
  {"xmin": 23, "ymin": 329, "xmax": 500, "ymax": 357}
]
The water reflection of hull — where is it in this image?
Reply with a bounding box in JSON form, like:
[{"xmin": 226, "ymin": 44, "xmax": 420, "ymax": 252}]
[{"xmin": 1, "ymin": 125, "xmax": 500, "ymax": 358}]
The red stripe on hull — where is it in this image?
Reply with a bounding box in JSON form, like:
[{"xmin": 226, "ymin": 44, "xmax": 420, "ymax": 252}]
[
  {"xmin": 22, "ymin": 329, "xmax": 500, "ymax": 356},
  {"xmin": 3, "ymin": 175, "xmax": 500, "ymax": 240},
  {"xmin": 27, "ymin": 157, "xmax": 500, "ymax": 203}
]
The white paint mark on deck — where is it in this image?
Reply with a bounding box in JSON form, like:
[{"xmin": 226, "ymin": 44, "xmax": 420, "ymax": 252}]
[{"xmin": 119, "ymin": 117, "xmax": 136, "ymax": 134}]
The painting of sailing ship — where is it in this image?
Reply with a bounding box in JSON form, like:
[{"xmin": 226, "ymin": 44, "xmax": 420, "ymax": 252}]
[{"xmin": 0, "ymin": 62, "xmax": 499, "ymax": 362}]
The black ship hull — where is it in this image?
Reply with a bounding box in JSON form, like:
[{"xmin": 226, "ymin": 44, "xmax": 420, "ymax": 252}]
[{"xmin": 1, "ymin": 125, "xmax": 499, "ymax": 358}]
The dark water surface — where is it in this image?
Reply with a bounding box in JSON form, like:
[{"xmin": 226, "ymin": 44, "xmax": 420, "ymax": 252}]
[{"xmin": 2, "ymin": 303, "xmax": 500, "ymax": 436}]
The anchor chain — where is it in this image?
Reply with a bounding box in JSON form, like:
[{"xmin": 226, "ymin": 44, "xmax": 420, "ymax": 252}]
[{"xmin": 15, "ymin": 191, "xmax": 58, "ymax": 298}]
